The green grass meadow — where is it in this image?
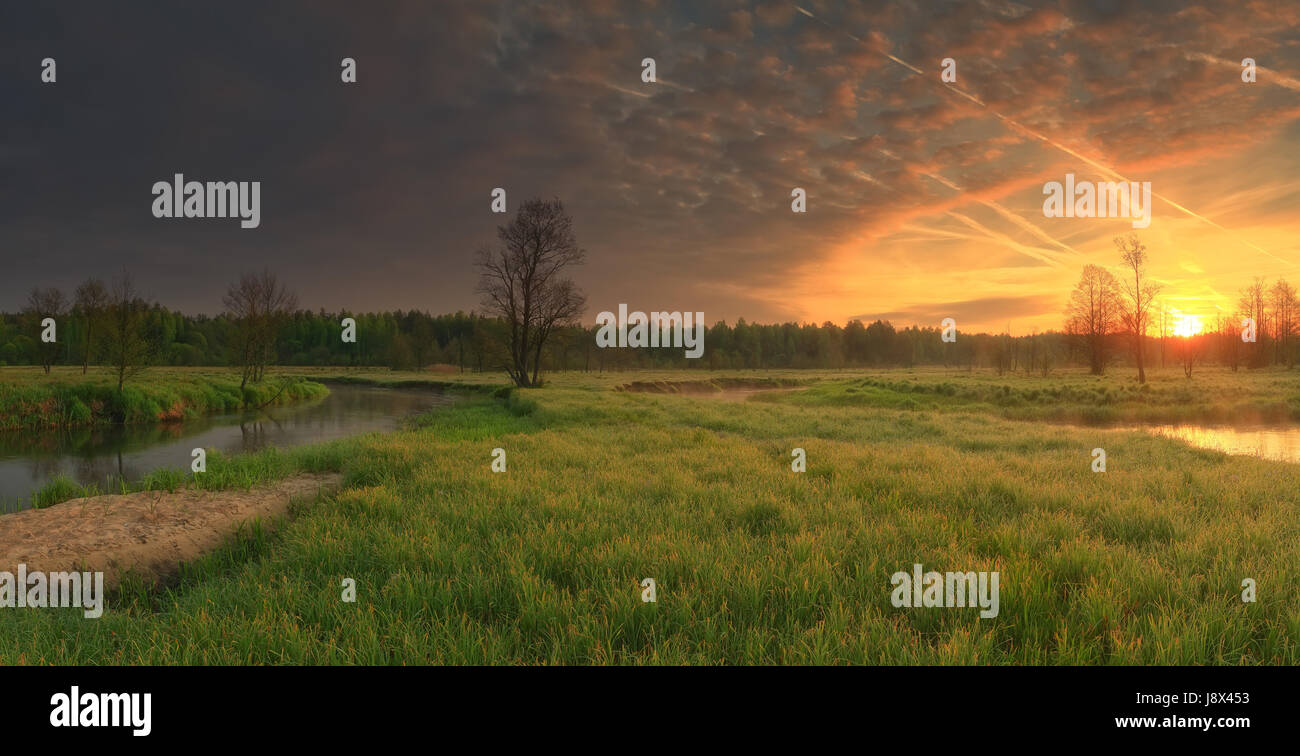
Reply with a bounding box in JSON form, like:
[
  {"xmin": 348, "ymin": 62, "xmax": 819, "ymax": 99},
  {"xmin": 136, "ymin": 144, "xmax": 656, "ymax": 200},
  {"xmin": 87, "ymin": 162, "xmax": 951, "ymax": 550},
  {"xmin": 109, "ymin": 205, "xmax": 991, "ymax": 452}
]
[{"xmin": 1, "ymin": 366, "xmax": 1297, "ymax": 664}]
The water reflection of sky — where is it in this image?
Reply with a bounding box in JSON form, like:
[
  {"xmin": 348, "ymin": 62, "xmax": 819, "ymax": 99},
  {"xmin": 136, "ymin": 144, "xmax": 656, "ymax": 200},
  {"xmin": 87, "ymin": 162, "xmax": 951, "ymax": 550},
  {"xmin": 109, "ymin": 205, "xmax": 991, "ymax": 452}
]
[
  {"xmin": 1131, "ymin": 425, "xmax": 1300, "ymax": 464},
  {"xmin": 0, "ymin": 385, "xmax": 452, "ymax": 512}
]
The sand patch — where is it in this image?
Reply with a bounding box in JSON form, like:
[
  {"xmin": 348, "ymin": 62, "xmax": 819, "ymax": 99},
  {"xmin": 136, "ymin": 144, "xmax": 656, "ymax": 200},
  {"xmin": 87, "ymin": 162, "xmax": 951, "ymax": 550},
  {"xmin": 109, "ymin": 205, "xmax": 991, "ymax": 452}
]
[{"xmin": 0, "ymin": 473, "xmax": 341, "ymax": 588}]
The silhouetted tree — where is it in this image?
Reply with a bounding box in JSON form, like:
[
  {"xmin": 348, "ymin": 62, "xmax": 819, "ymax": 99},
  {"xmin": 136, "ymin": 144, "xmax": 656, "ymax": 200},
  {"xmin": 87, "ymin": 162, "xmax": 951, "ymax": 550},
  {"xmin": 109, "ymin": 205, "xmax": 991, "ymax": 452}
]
[
  {"xmin": 1238, "ymin": 277, "xmax": 1268, "ymax": 368},
  {"xmin": 475, "ymin": 198, "xmax": 586, "ymax": 387},
  {"xmin": 1116, "ymin": 234, "xmax": 1161, "ymax": 383},
  {"xmin": 1065, "ymin": 264, "xmax": 1122, "ymax": 375}
]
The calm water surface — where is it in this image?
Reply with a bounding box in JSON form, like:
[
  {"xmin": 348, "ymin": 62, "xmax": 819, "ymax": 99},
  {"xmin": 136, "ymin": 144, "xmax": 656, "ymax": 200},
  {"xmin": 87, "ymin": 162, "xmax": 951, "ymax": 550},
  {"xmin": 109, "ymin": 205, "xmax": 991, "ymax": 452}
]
[
  {"xmin": 1126, "ymin": 424, "xmax": 1300, "ymax": 464},
  {"xmin": 0, "ymin": 383, "xmax": 452, "ymax": 512}
]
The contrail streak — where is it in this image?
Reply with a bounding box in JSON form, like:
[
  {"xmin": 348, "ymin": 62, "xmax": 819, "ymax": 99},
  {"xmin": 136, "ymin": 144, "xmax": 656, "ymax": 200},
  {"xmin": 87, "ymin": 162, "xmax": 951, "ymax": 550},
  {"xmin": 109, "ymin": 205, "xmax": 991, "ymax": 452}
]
[
  {"xmin": 945, "ymin": 211, "xmax": 1068, "ymax": 268},
  {"xmin": 919, "ymin": 169, "xmax": 1082, "ymax": 261},
  {"xmin": 876, "ymin": 147, "xmax": 1082, "ymax": 261},
  {"xmin": 792, "ymin": 3, "xmax": 1292, "ymax": 267},
  {"xmin": 853, "ymin": 166, "xmax": 1068, "ymax": 267},
  {"xmin": 603, "ymin": 81, "xmax": 652, "ymax": 98},
  {"xmin": 1180, "ymin": 50, "xmax": 1300, "ymax": 92}
]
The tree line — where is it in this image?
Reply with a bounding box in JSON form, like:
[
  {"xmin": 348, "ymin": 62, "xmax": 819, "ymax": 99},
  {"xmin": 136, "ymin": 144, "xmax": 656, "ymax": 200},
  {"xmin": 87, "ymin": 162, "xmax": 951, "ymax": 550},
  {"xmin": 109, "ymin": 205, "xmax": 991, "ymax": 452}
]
[
  {"xmin": 1, "ymin": 273, "xmax": 495, "ymax": 385},
  {"xmin": 5, "ymin": 284, "xmax": 1287, "ymax": 384}
]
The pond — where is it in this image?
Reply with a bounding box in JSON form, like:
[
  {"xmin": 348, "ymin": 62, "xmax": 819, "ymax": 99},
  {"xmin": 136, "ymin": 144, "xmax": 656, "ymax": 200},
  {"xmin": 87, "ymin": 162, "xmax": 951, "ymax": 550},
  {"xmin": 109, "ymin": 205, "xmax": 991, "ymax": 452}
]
[
  {"xmin": 0, "ymin": 383, "xmax": 453, "ymax": 512},
  {"xmin": 1125, "ymin": 423, "xmax": 1300, "ymax": 464}
]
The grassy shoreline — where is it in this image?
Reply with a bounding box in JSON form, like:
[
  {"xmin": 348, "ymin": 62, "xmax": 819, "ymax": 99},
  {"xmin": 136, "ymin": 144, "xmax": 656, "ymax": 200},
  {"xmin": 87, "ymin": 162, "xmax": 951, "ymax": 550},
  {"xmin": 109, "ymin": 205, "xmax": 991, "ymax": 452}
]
[
  {"xmin": 0, "ymin": 367, "xmax": 329, "ymax": 431},
  {"xmin": 785, "ymin": 371, "xmax": 1300, "ymax": 426}
]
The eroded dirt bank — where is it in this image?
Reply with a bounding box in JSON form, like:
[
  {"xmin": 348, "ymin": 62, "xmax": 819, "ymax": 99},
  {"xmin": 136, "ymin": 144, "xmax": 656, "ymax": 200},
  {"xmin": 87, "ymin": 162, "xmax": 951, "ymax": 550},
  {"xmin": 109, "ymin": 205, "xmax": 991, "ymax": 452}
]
[{"xmin": 0, "ymin": 473, "xmax": 341, "ymax": 587}]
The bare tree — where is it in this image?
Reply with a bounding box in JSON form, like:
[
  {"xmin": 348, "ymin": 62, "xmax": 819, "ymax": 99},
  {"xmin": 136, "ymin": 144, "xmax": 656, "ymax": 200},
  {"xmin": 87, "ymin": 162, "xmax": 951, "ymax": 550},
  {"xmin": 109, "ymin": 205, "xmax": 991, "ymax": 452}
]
[
  {"xmin": 1216, "ymin": 314, "xmax": 1241, "ymax": 371},
  {"xmin": 1116, "ymin": 234, "xmax": 1162, "ymax": 383},
  {"xmin": 24, "ymin": 287, "xmax": 67, "ymax": 374},
  {"xmin": 101, "ymin": 272, "xmax": 154, "ymax": 392},
  {"xmin": 527, "ymin": 278, "xmax": 585, "ymax": 384},
  {"xmin": 1065, "ymin": 264, "xmax": 1122, "ymax": 375},
  {"xmin": 253, "ymin": 273, "xmax": 297, "ymax": 382},
  {"xmin": 1239, "ymin": 277, "xmax": 1268, "ymax": 368},
  {"xmin": 1180, "ymin": 334, "xmax": 1203, "ymax": 378},
  {"xmin": 223, "ymin": 269, "xmax": 298, "ymax": 389},
  {"xmin": 1269, "ymin": 278, "xmax": 1296, "ymax": 367},
  {"xmin": 475, "ymin": 198, "xmax": 587, "ymax": 387},
  {"xmin": 74, "ymin": 278, "xmax": 109, "ymax": 374},
  {"xmin": 224, "ymin": 275, "xmax": 260, "ymax": 388}
]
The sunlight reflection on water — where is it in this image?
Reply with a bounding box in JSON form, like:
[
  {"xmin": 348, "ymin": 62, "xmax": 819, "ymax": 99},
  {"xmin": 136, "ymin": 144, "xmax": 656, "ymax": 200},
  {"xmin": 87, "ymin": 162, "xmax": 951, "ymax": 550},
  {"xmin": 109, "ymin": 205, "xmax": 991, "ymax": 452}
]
[{"xmin": 1130, "ymin": 424, "xmax": 1300, "ymax": 463}]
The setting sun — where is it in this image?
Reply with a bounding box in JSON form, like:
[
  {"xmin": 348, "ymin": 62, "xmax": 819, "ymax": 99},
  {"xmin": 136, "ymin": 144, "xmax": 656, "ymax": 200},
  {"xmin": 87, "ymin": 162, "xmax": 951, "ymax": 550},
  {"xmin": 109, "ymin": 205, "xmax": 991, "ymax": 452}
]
[{"xmin": 1172, "ymin": 313, "xmax": 1205, "ymax": 338}]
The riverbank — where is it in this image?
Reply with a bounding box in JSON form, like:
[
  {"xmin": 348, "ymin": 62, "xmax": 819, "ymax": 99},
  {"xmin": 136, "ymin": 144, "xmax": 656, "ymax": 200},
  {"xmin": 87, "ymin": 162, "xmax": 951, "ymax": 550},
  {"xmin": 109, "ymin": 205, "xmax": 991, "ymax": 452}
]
[
  {"xmin": 0, "ymin": 367, "xmax": 329, "ymax": 431},
  {"xmin": 6, "ymin": 381, "xmax": 438, "ymax": 512}
]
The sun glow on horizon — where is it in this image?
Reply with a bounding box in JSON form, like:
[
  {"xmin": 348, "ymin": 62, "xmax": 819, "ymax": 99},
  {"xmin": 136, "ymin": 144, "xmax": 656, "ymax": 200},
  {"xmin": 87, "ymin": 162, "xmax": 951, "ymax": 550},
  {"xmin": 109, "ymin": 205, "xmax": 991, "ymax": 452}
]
[{"xmin": 1172, "ymin": 312, "xmax": 1205, "ymax": 338}]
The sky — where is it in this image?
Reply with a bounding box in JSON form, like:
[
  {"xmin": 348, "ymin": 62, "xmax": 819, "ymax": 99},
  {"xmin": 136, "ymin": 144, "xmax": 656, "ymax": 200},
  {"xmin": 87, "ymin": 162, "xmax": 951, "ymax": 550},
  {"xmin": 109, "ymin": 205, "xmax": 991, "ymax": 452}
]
[{"xmin": 3, "ymin": 0, "xmax": 1299, "ymax": 334}]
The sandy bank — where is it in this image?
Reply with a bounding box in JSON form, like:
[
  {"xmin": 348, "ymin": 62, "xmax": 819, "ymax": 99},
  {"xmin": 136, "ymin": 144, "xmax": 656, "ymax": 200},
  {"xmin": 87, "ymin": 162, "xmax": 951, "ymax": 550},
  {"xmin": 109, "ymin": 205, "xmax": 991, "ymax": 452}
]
[{"xmin": 0, "ymin": 473, "xmax": 341, "ymax": 587}]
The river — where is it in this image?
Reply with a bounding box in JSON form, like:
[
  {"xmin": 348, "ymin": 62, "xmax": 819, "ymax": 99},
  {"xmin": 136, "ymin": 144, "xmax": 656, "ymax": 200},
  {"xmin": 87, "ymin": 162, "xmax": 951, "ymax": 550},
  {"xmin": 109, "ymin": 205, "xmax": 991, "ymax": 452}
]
[{"xmin": 0, "ymin": 383, "xmax": 452, "ymax": 512}]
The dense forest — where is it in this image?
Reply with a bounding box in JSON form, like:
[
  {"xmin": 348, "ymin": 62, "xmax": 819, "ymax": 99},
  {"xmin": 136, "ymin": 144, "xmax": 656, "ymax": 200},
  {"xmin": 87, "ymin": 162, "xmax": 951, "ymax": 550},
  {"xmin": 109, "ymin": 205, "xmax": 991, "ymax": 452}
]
[{"xmin": 0, "ymin": 298, "xmax": 1294, "ymax": 376}]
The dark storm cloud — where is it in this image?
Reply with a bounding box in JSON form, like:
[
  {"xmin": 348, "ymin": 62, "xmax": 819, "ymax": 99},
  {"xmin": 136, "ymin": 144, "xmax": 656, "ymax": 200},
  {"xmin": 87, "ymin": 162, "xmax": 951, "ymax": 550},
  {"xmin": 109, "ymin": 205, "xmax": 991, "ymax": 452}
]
[{"xmin": 0, "ymin": 0, "xmax": 950, "ymax": 319}]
